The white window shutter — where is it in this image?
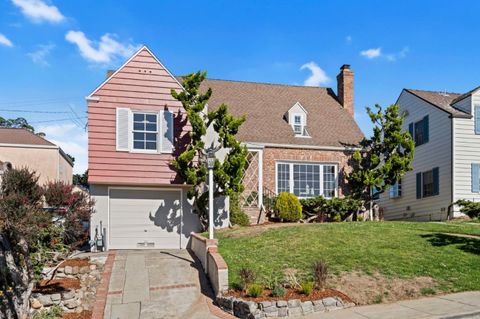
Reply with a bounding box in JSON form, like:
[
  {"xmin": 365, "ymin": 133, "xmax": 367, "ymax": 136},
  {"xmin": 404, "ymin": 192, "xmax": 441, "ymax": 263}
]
[
  {"xmin": 160, "ymin": 110, "xmax": 174, "ymax": 153},
  {"xmin": 116, "ymin": 108, "xmax": 130, "ymax": 151}
]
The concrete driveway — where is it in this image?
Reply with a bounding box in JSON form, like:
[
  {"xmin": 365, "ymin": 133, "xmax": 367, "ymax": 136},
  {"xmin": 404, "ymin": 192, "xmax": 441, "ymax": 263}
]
[{"xmin": 103, "ymin": 250, "xmax": 219, "ymax": 319}]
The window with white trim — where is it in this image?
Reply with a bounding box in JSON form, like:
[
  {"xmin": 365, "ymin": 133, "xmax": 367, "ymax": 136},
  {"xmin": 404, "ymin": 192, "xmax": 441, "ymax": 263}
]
[
  {"xmin": 389, "ymin": 180, "xmax": 402, "ymax": 198},
  {"xmin": 133, "ymin": 112, "xmax": 158, "ymax": 151},
  {"xmin": 293, "ymin": 115, "xmax": 303, "ymax": 135},
  {"xmin": 276, "ymin": 162, "xmax": 337, "ymax": 198}
]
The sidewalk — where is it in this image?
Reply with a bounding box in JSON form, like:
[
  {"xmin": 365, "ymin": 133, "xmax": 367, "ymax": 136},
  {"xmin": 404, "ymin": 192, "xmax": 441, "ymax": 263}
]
[{"xmin": 302, "ymin": 291, "xmax": 480, "ymax": 319}]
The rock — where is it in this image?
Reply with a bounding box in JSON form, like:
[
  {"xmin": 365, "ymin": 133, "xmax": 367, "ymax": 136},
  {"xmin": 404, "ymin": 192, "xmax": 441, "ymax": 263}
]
[
  {"xmin": 38, "ymin": 295, "xmax": 52, "ymax": 307},
  {"xmin": 336, "ymin": 300, "xmax": 344, "ymax": 307},
  {"xmin": 31, "ymin": 299, "xmax": 42, "ymax": 309},
  {"xmin": 57, "ymin": 267, "xmax": 64, "ymax": 273},
  {"xmin": 278, "ymin": 307, "xmax": 288, "ymax": 317},
  {"xmin": 246, "ymin": 301, "xmax": 258, "ymax": 313},
  {"xmin": 260, "ymin": 301, "xmax": 272, "ymax": 309},
  {"xmin": 62, "ymin": 290, "xmax": 76, "ymax": 300},
  {"xmin": 76, "ymin": 306, "xmax": 83, "ymax": 313},
  {"xmin": 263, "ymin": 306, "xmax": 277, "ymax": 313},
  {"xmin": 301, "ymin": 301, "xmax": 313, "ymax": 315},
  {"xmin": 51, "ymin": 293, "xmax": 61, "ymax": 301},
  {"xmin": 287, "ymin": 299, "xmax": 300, "ymax": 308},
  {"xmin": 64, "ymin": 300, "xmax": 78, "ymax": 309},
  {"xmin": 89, "ymin": 264, "xmax": 97, "ymax": 271},
  {"xmin": 313, "ymin": 300, "xmax": 325, "ymax": 312},
  {"xmin": 72, "ymin": 266, "xmax": 79, "ymax": 275},
  {"xmin": 288, "ymin": 307, "xmax": 302, "ymax": 316},
  {"xmin": 56, "ymin": 272, "xmax": 66, "ymax": 278},
  {"xmin": 64, "ymin": 266, "xmax": 73, "ymax": 275},
  {"xmin": 322, "ymin": 297, "xmax": 337, "ymax": 307},
  {"xmin": 80, "ymin": 266, "xmax": 89, "ymax": 274},
  {"xmin": 276, "ymin": 300, "xmax": 287, "ymax": 308}
]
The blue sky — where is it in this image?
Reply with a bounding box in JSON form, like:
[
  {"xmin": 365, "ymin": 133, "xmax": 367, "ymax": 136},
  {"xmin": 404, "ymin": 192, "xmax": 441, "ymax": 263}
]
[{"xmin": 0, "ymin": 0, "xmax": 479, "ymax": 173}]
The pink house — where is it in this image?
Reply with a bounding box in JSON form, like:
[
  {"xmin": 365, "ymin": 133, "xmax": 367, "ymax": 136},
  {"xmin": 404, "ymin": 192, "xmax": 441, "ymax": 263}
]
[{"xmin": 87, "ymin": 46, "xmax": 363, "ymax": 250}]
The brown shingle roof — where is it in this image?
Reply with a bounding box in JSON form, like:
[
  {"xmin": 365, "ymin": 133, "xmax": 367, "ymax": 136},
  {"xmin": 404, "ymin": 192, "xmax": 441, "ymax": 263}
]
[
  {"xmin": 0, "ymin": 128, "xmax": 55, "ymax": 146},
  {"xmin": 404, "ymin": 89, "xmax": 471, "ymax": 118},
  {"xmin": 200, "ymin": 79, "xmax": 364, "ymax": 148}
]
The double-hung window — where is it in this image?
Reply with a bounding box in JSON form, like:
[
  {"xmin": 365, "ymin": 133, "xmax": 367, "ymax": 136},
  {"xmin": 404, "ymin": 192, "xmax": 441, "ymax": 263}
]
[
  {"xmin": 293, "ymin": 115, "xmax": 303, "ymax": 135},
  {"xmin": 133, "ymin": 112, "xmax": 158, "ymax": 151},
  {"xmin": 389, "ymin": 180, "xmax": 402, "ymax": 198},
  {"xmin": 276, "ymin": 162, "xmax": 337, "ymax": 198},
  {"xmin": 409, "ymin": 116, "xmax": 429, "ymax": 146},
  {"xmin": 416, "ymin": 167, "xmax": 439, "ymax": 199}
]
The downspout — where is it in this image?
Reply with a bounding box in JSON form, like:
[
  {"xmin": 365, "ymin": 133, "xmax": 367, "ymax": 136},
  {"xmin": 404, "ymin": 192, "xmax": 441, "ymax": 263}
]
[{"xmin": 450, "ymin": 116, "xmax": 455, "ymax": 220}]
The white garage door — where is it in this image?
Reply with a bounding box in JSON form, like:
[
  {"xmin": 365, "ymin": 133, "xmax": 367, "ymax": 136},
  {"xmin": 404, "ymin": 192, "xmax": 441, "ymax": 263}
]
[{"xmin": 109, "ymin": 188, "xmax": 183, "ymax": 249}]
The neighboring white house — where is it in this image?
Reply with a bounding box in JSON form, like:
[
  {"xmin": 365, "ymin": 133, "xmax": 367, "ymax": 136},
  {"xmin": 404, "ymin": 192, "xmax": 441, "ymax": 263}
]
[{"xmin": 378, "ymin": 87, "xmax": 480, "ymax": 221}]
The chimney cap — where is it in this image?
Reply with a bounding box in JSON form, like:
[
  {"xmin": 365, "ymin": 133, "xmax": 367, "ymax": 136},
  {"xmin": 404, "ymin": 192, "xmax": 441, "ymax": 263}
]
[{"xmin": 340, "ymin": 64, "xmax": 351, "ymax": 70}]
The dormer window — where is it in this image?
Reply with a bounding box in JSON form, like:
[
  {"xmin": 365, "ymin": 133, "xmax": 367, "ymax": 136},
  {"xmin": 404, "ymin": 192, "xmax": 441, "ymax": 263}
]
[
  {"xmin": 293, "ymin": 114, "xmax": 304, "ymax": 135},
  {"xmin": 286, "ymin": 102, "xmax": 309, "ymax": 137}
]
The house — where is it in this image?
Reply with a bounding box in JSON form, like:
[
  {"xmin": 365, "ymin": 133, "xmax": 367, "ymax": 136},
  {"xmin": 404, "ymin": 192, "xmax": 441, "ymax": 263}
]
[
  {"xmin": 87, "ymin": 46, "xmax": 363, "ymax": 250},
  {"xmin": 0, "ymin": 128, "xmax": 73, "ymax": 185},
  {"xmin": 378, "ymin": 87, "xmax": 480, "ymax": 221}
]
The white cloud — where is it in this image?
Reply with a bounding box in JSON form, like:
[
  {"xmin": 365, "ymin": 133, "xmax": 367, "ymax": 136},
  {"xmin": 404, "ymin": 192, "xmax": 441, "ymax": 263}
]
[
  {"xmin": 11, "ymin": 0, "xmax": 65, "ymax": 23},
  {"xmin": 386, "ymin": 46, "xmax": 409, "ymax": 61},
  {"xmin": 27, "ymin": 43, "xmax": 54, "ymax": 66},
  {"xmin": 300, "ymin": 62, "xmax": 330, "ymax": 86},
  {"xmin": 65, "ymin": 31, "xmax": 140, "ymax": 64},
  {"xmin": 0, "ymin": 33, "xmax": 13, "ymax": 47},
  {"xmin": 360, "ymin": 46, "xmax": 409, "ymax": 62},
  {"xmin": 346, "ymin": 35, "xmax": 352, "ymax": 44},
  {"xmin": 37, "ymin": 123, "xmax": 88, "ymax": 174},
  {"xmin": 360, "ymin": 47, "xmax": 382, "ymax": 59}
]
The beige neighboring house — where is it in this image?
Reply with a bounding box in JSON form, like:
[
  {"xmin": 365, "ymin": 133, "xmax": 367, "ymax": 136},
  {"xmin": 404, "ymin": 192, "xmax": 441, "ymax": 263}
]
[{"xmin": 0, "ymin": 128, "xmax": 73, "ymax": 185}]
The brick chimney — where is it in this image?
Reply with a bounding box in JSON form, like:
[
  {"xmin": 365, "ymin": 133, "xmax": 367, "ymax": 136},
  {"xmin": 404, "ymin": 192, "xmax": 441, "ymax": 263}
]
[{"xmin": 336, "ymin": 64, "xmax": 354, "ymax": 116}]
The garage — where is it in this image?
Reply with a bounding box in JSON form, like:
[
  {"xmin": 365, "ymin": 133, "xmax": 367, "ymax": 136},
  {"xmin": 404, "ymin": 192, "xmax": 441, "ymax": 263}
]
[{"xmin": 108, "ymin": 188, "xmax": 184, "ymax": 249}]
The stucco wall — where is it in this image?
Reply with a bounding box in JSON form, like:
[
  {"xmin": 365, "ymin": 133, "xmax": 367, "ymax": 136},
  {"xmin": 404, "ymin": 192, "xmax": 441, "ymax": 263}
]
[
  {"xmin": 0, "ymin": 145, "xmax": 71, "ymax": 185},
  {"xmin": 90, "ymin": 184, "xmax": 228, "ymax": 250},
  {"xmin": 262, "ymin": 146, "xmax": 354, "ymax": 196}
]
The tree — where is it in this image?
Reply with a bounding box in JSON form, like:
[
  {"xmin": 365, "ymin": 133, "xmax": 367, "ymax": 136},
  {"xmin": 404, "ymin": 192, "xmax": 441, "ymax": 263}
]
[
  {"xmin": 346, "ymin": 104, "xmax": 415, "ymax": 219},
  {"xmin": 0, "ymin": 168, "xmax": 48, "ymax": 319},
  {"xmin": 0, "ymin": 117, "xmax": 35, "ymax": 132},
  {"xmin": 171, "ymin": 71, "xmax": 248, "ymax": 229},
  {"xmin": 73, "ymin": 170, "xmax": 89, "ymax": 188}
]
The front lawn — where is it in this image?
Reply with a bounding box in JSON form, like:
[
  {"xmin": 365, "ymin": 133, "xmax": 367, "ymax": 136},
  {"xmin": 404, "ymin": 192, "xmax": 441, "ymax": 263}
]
[{"xmin": 216, "ymin": 221, "xmax": 480, "ymax": 304}]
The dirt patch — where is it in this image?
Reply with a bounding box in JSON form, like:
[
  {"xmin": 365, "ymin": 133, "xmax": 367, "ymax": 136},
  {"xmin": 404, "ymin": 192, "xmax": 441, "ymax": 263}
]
[
  {"xmin": 33, "ymin": 278, "xmax": 81, "ymax": 294},
  {"xmin": 59, "ymin": 258, "xmax": 90, "ymax": 268},
  {"xmin": 62, "ymin": 310, "xmax": 92, "ymax": 319},
  {"xmin": 331, "ymin": 271, "xmax": 436, "ymax": 305},
  {"xmin": 224, "ymin": 287, "xmax": 353, "ymax": 303}
]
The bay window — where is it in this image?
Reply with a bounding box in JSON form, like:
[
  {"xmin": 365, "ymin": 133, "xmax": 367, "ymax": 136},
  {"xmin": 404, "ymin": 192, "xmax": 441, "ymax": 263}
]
[{"xmin": 276, "ymin": 162, "xmax": 337, "ymax": 198}]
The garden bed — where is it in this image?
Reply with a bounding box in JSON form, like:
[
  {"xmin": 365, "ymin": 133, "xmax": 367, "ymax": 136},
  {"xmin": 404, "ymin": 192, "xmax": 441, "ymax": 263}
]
[
  {"xmin": 62, "ymin": 310, "xmax": 92, "ymax": 319},
  {"xmin": 33, "ymin": 278, "xmax": 81, "ymax": 294},
  {"xmin": 224, "ymin": 287, "xmax": 352, "ymax": 303}
]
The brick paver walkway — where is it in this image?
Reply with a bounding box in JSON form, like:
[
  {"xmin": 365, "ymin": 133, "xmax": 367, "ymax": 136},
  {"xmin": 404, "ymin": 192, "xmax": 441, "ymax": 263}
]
[{"xmin": 99, "ymin": 249, "xmax": 230, "ymax": 319}]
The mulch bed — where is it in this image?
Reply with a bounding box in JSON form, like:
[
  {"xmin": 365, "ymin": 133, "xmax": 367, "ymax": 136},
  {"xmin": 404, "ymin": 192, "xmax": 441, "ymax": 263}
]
[
  {"xmin": 62, "ymin": 310, "xmax": 92, "ymax": 319},
  {"xmin": 59, "ymin": 258, "xmax": 90, "ymax": 268},
  {"xmin": 224, "ymin": 288, "xmax": 354, "ymax": 303},
  {"xmin": 33, "ymin": 278, "xmax": 81, "ymax": 294}
]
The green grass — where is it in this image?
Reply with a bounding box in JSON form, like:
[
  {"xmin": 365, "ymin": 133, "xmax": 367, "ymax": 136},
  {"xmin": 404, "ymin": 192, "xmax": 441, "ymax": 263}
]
[{"xmin": 216, "ymin": 222, "xmax": 480, "ymax": 292}]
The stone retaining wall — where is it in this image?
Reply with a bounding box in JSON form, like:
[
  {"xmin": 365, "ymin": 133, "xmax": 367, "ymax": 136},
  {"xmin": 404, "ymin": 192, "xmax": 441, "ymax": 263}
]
[
  {"xmin": 30, "ymin": 256, "xmax": 106, "ymax": 316},
  {"xmin": 216, "ymin": 295, "xmax": 354, "ymax": 318},
  {"xmin": 189, "ymin": 232, "xmax": 228, "ymax": 296}
]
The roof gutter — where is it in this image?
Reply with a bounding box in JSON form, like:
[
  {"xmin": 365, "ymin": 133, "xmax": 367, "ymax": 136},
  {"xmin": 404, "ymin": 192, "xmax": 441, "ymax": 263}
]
[{"xmin": 246, "ymin": 141, "xmax": 360, "ymax": 152}]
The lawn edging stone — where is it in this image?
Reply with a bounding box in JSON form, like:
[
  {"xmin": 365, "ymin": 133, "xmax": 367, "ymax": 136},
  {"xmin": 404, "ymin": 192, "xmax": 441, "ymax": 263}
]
[{"xmin": 216, "ymin": 295, "xmax": 354, "ymax": 318}]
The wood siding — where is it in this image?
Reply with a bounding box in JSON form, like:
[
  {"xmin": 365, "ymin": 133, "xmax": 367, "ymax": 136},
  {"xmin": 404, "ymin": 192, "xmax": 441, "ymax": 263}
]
[
  {"xmin": 378, "ymin": 91, "xmax": 453, "ymax": 221},
  {"xmin": 88, "ymin": 48, "xmax": 190, "ymax": 185},
  {"xmin": 453, "ymin": 92, "xmax": 480, "ymax": 206}
]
